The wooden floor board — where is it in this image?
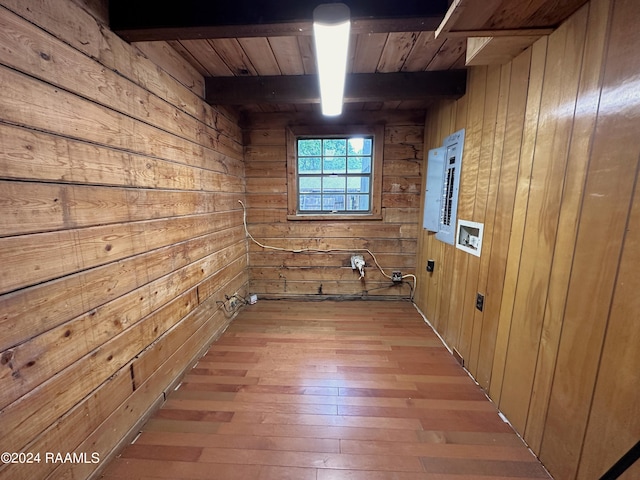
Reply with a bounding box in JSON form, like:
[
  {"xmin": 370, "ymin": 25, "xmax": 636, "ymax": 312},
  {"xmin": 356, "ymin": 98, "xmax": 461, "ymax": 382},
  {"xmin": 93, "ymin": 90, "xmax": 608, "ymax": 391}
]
[{"xmin": 99, "ymin": 300, "xmax": 551, "ymax": 479}]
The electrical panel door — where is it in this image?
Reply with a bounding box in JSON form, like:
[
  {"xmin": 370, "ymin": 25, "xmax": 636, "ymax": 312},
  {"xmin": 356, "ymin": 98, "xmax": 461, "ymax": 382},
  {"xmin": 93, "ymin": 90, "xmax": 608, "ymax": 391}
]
[{"xmin": 423, "ymin": 146, "xmax": 445, "ymax": 232}]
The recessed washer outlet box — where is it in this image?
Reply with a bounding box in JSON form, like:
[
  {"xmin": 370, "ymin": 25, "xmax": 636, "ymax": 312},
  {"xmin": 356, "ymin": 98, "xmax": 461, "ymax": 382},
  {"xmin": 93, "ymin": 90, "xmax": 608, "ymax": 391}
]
[{"xmin": 456, "ymin": 219, "xmax": 484, "ymax": 257}]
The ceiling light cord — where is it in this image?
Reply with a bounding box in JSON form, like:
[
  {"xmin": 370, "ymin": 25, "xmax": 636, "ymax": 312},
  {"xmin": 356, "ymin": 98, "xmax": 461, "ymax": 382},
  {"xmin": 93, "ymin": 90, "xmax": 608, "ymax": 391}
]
[{"xmin": 238, "ymin": 200, "xmax": 417, "ymax": 299}]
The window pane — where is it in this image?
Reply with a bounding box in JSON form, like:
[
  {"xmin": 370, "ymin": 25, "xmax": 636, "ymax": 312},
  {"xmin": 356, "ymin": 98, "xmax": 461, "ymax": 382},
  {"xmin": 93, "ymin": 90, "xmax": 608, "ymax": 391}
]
[
  {"xmin": 299, "ymin": 177, "xmax": 321, "ymax": 193},
  {"xmin": 323, "ymin": 157, "xmax": 346, "ymax": 174},
  {"xmin": 347, "ymin": 177, "xmax": 370, "ymax": 193},
  {"xmin": 347, "ymin": 156, "xmax": 371, "ymax": 173},
  {"xmin": 298, "ymin": 139, "xmax": 321, "ymax": 156},
  {"xmin": 299, "ymin": 194, "xmax": 321, "ymax": 210},
  {"xmin": 347, "ymin": 137, "xmax": 372, "ymax": 155},
  {"xmin": 299, "ymin": 157, "xmax": 321, "ymax": 174},
  {"xmin": 346, "ymin": 194, "xmax": 370, "ymax": 211},
  {"xmin": 323, "ymin": 195, "xmax": 345, "ymax": 211},
  {"xmin": 323, "ymin": 176, "xmax": 346, "ymax": 193},
  {"xmin": 323, "ymin": 139, "xmax": 347, "ymax": 156},
  {"xmin": 294, "ymin": 134, "xmax": 376, "ymax": 215}
]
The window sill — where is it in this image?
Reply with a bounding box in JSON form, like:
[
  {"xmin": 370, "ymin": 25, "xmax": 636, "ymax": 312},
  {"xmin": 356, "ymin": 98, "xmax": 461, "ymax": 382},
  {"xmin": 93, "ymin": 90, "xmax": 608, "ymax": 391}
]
[{"xmin": 287, "ymin": 213, "xmax": 383, "ymax": 221}]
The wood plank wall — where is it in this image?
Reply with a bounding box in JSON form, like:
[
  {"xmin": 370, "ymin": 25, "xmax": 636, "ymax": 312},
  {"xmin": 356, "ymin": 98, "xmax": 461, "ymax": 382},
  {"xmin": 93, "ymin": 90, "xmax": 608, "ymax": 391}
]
[
  {"xmin": 0, "ymin": 0, "xmax": 248, "ymax": 478},
  {"xmin": 243, "ymin": 111, "xmax": 423, "ymax": 299},
  {"xmin": 414, "ymin": 0, "xmax": 640, "ymax": 479}
]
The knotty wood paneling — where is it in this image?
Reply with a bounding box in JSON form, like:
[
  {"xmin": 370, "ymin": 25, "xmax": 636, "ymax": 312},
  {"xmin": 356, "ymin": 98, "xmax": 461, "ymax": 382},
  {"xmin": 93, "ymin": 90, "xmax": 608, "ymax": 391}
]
[
  {"xmin": 243, "ymin": 111, "xmax": 423, "ymax": 299},
  {"xmin": 414, "ymin": 0, "xmax": 640, "ymax": 479},
  {"xmin": 0, "ymin": 2, "xmax": 248, "ymax": 479}
]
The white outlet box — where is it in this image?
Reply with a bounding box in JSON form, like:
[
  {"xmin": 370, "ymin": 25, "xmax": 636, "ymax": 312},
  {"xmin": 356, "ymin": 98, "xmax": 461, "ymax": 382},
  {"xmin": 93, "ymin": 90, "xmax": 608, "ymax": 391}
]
[{"xmin": 456, "ymin": 220, "xmax": 484, "ymax": 257}]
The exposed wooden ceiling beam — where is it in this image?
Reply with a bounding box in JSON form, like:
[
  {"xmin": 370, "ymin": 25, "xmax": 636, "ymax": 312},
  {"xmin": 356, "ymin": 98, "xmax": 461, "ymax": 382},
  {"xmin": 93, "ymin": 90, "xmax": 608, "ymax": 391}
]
[
  {"xmin": 445, "ymin": 28, "xmax": 555, "ymax": 38},
  {"xmin": 109, "ymin": 0, "xmax": 449, "ymax": 42},
  {"xmin": 114, "ymin": 19, "xmax": 443, "ymax": 42},
  {"xmin": 205, "ymin": 71, "xmax": 466, "ymax": 106}
]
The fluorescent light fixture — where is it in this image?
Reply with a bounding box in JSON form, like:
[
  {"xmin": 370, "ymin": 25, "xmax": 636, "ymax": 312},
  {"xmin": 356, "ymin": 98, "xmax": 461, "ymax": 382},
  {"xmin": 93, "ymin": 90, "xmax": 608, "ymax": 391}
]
[{"xmin": 313, "ymin": 3, "xmax": 350, "ymax": 116}]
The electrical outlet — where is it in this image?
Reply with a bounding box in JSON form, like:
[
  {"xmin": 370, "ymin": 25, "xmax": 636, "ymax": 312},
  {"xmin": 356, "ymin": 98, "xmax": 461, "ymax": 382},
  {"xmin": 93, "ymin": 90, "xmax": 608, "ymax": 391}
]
[
  {"xmin": 476, "ymin": 293, "xmax": 484, "ymax": 312},
  {"xmin": 391, "ymin": 271, "xmax": 402, "ymax": 283}
]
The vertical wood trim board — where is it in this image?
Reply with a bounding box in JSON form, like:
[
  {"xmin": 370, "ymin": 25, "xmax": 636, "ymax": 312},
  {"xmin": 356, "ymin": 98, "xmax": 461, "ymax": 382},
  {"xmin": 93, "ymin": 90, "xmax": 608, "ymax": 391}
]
[
  {"xmin": 0, "ymin": 1, "xmax": 248, "ymax": 479},
  {"xmin": 414, "ymin": 0, "xmax": 640, "ymax": 479}
]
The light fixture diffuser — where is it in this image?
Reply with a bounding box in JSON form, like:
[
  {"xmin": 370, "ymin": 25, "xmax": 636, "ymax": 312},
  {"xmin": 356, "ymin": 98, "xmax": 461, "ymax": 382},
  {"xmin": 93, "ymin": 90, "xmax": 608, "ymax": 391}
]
[{"xmin": 313, "ymin": 3, "xmax": 350, "ymax": 116}]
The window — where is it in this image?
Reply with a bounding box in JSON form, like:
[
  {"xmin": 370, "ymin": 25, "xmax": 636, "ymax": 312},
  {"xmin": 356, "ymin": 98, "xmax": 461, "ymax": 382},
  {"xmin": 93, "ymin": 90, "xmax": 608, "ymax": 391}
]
[
  {"xmin": 287, "ymin": 125, "xmax": 383, "ymax": 220},
  {"xmin": 297, "ymin": 137, "xmax": 372, "ymax": 213}
]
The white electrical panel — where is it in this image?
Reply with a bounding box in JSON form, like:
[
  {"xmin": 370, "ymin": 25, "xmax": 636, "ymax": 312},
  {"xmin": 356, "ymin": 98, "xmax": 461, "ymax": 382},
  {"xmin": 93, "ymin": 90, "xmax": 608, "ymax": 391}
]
[{"xmin": 423, "ymin": 129, "xmax": 465, "ymax": 246}]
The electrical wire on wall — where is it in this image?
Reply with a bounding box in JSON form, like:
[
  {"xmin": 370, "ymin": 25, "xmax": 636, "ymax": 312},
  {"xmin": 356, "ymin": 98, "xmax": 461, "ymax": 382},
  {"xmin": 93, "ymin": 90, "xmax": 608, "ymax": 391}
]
[{"xmin": 238, "ymin": 200, "xmax": 417, "ymax": 299}]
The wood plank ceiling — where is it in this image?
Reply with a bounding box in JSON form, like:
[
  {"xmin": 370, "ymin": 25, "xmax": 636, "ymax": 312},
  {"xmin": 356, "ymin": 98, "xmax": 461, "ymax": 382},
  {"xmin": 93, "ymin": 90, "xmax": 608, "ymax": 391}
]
[{"xmin": 109, "ymin": 0, "xmax": 589, "ymax": 113}]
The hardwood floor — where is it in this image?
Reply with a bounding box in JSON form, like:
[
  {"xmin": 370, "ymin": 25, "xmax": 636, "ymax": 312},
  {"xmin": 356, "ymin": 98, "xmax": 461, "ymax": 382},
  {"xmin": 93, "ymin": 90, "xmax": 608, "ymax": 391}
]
[{"xmin": 99, "ymin": 300, "xmax": 552, "ymax": 479}]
